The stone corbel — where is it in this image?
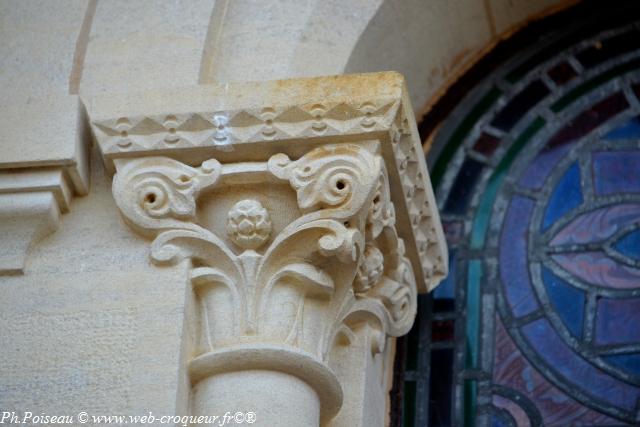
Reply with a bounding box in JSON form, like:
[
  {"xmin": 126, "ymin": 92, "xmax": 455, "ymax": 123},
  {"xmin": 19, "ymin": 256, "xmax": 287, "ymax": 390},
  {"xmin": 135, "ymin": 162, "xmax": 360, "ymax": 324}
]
[
  {"xmin": 87, "ymin": 72, "xmax": 447, "ymax": 426},
  {"xmin": 0, "ymin": 95, "xmax": 90, "ymax": 274}
]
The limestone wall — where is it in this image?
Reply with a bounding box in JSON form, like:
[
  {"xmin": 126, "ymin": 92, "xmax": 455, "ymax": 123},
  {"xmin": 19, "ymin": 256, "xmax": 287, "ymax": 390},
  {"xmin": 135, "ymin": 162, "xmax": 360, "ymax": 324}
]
[{"xmin": 0, "ymin": 0, "xmax": 571, "ymax": 424}]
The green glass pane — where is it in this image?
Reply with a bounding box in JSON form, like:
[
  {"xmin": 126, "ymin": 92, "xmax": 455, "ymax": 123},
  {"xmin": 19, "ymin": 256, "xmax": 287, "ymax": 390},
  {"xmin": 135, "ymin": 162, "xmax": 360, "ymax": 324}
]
[
  {"xmin": 470, "ymin": 117, "xmax": 546, "ymax": 249},
  {"xmin": 403, "ymin": 380, "xmax": 417, "ymax": 427},
  {"xmin": 464, "ymin": 379, "xmax": 477, "ymax": 427},
  {"xmin": 431, "ymin": 87, "xmax": 502, "ymax": 187}
]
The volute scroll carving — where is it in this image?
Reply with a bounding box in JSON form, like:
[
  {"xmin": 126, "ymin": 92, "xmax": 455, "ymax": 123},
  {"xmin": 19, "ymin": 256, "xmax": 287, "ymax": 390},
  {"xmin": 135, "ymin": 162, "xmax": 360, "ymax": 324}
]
[
  {"xmin": 112, "ymin": 156, "xmax": 221, "ymax": 237},
  {"xmin": 91, "ymin": 73, "xmax": 448, "ymax": 294},
  {"xmin": 110, "ymin": 142, "xmax": 418, "ymax": 420},
  {"xmin": 91, "ymin": 73, "xmax": 449, "ymax": 425}
]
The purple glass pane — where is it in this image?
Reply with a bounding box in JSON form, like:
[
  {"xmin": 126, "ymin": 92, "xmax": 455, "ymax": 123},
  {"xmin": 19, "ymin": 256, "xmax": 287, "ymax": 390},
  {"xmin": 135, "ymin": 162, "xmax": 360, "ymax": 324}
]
[
  {"xmin": 596, "ymin": 298, "xmax": 640, "ymax": 345},
  {"xmin": 518, "ymin": 144, "xmax": 572, "ymax": 190},
  {"xmin": 492, "ymin": 395, "xmax": 532, "ymax": 427},
  {"xmin": 522, "ymin": 318, "xmax": 640, "ymax": 411},
  {"xmin": 500, "ymin": 196, "xmax": 538, "ymax": 316},
  {"xmin": 550, "ymin": 204, "xmax": 640, "ymax": 246},
  {"xmin": 548, "ymin": 92, "xmax": 628, "ymax": 147},
  {"xmin": 520, "ymin": 92, "xmax": 629, "ymax": 189},
  {"xmin": 493, "ymin": 318, "xmax": 627, "ymax": 426},
  {"xmin": 552, "ymin": 252, "xmax": 640, "ymax": 290},
  {"xmin": 593, "ymin": 150, "xmax": 640, "ymax": 195}
]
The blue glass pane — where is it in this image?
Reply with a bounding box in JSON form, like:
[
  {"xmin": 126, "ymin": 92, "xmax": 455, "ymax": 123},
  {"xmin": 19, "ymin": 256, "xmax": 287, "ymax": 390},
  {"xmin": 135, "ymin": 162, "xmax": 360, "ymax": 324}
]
[
  {"xmin": 603, "ymin": 353, "xmax": 640, "ymax": 377},
  {"xmin": 603, "ymin": 115, "xmax": 640, "ymax": 140},
  {"xmin": 542, "ymin": 162, "xmax": 583, "ymax": 230},
  {"xmin": 613, "ymin": 228, "xmax": 640, "ymax": 261},
  {"xmin": 491, "ymin": 415, "xmax": 511, "ymax": 427},
  {"xmin": 434, "ymin": 249, "xmax": 456, "ymax": 300},
  {"xmin": 593, "ymin": 151, "xmax": 640, "ymax": 195},
  {"xmin": 520, "ymin": 92, "xmax": 628, "ymax": 190},
  {"xmin": 541, "ymin": 266, "xmax": 584, "ymax": 337},
  {"xmin": 500, "ymin": 196, "xmax": 539, "ymax": 317},
  {"xmin": 410, "ymin": 7, "xmax": 640, "ymax": 426},
  {"xmin": 521, "ymin": 319, "xmax": 640, "ymax": 411},
  {"xmin": 518, "ymin": 143, "xmax": 571, "ymax": 190},
  {"xmin": 596, "ymin": 298, "xmax": 640, "ymax": 345},
  {"xmin": 444, "ymin": 158, "xmax": 485, "ymax": 214}
]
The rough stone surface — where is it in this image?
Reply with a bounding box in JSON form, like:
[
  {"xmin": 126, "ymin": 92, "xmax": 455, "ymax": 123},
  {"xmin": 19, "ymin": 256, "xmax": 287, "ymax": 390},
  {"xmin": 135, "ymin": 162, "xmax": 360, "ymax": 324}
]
[
  {"xmin": 0, "ymin": 147, "xmax": 190, "ymax": 416},
  {"xmin": 80, "ymin": 0, "xmax": 214, "ymax": 96}
]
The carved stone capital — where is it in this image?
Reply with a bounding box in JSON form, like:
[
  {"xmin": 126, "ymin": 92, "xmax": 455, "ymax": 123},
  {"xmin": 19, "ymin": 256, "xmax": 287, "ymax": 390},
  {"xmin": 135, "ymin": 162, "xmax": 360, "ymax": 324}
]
[{"xmin": 88, "ymin": 72, "xmax": 447, "ymax": 425}]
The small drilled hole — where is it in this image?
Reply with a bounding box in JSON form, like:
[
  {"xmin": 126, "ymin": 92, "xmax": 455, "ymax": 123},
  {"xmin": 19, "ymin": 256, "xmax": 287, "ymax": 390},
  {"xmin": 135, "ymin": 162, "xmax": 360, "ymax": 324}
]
[
  {"xmin": 145, "ymin": 193, "xmax": 156, "ymax": 203},
  {"xmin": 336, "ymin": 180, "xmax": 345, "ymax": 190},
  {"xmin": 373, "ymin": 196, "xmax": 380, "ymax": 204}
]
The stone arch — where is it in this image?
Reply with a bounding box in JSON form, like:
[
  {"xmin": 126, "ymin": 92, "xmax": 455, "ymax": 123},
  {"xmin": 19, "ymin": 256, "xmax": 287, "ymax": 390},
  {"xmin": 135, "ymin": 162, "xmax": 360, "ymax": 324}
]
[{"xmin": 345, "ymin": 0, "xmax": 575, "ymax": 115}]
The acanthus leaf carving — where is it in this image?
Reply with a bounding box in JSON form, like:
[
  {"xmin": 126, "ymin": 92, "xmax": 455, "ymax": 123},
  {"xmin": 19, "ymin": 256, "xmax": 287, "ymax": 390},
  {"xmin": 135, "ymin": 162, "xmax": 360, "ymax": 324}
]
[
  {"xmin": 91, "ymin": 73, "xmax": 448, "ymax": 294},
  {"xmin": 110, "ymin": 142, "xmax": 421, "ymax": 422},
  {"xmin": 112, "ymin": 143, "xmax": 417, "ymax": 354},
  {"xmin": 89, "ymin": 73, "xmax": 450, "ymax": 426}
]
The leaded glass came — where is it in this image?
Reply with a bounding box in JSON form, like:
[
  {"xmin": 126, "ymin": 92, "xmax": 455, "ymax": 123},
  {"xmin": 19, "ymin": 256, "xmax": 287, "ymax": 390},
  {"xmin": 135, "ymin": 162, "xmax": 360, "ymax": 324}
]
[{"xmin": 400, "ymin": 3, "xmax": 640, "ymax": 426}]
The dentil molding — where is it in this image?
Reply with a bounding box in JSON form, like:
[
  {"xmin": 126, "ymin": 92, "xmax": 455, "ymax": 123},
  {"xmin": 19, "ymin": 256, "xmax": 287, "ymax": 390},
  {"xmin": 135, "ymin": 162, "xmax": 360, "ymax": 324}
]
[{"xmin": 87, "ymin": 72, "xmax": 448, "ymax": 424}]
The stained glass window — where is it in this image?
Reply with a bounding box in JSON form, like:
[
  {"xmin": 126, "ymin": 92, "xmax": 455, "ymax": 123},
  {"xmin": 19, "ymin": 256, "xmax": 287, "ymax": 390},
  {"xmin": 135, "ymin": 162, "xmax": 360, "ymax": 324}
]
[{"xmin": 398, "ymin": 2, "xmax": 640, "ymax": 426}]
